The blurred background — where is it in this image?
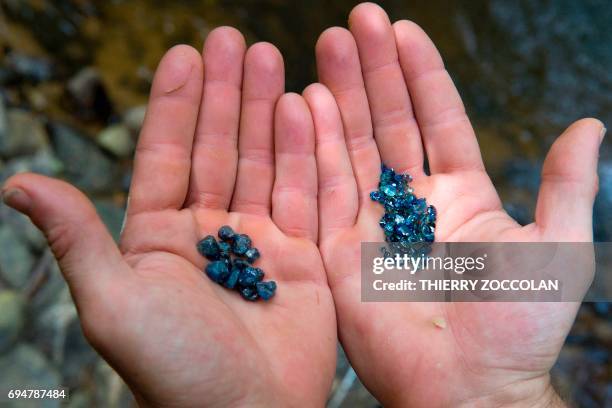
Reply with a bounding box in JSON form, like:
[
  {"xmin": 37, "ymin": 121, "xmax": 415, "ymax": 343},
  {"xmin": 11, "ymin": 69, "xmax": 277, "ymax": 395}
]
[{"xmin": 0, "ymin": 0, "xmax": 610, "ymax": 406}]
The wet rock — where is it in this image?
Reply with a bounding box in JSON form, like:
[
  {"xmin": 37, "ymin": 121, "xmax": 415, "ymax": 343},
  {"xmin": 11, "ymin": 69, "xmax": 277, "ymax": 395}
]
[
  {"xmin": 0, "ymin": 109, "xmax": 49, "ymax": 157},
  {"xmin": 5, "ymin": 52, "xmax": 54, "ymax": 83},
  {"xmin": 0, "ymin": 225, "xmax": 35, "ymax": 288},
  {"xmin": 94, "ymin": 200, "xmax": 126, "ymax": 242},
  {"xmin": 67, "ymin": 67, "xmax": 114, "ymax": 122},
  {"xmin": 0, "ymin": 206, "xmax": 46, "ymax": 250},
  {"xmin": 62, "ymin": 319, "xmax": 98, "ymax": 388},
  {"xmin": 0, "ymin": 148, "xmax": 63, "ymax": 185},
  {"xmin": 0, "ymin": 345, "xmax": 62, "ymax": 408},
  {"xmin": 123, "ymin": 105, "xmax": 146, "ymax": 133},
  {"xmin": 96, "ymin": 124, "xmax": 134, "ymax": 157},
  {"xmin": 0, "ymin": 291, "xmax": 25, "ymax": 354},
  {"xmin": 48, "ymin": 123, "xmax": 119, "ymax": 193}
]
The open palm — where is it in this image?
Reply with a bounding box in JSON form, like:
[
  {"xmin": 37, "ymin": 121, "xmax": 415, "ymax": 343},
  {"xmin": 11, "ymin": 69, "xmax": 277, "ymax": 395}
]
[
  {"xmin": 3, "ymin": 29, "xmax": 336, "ymax": 407},
  {"xmin": 305, "ymin": 4, "xmax": 603, "ymax": 407}
]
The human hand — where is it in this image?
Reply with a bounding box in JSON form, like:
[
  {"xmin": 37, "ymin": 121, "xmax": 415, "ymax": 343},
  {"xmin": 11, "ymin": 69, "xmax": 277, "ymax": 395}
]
[
  {"xmin": 2, "ymin": 28, "xmax": 336, "ymax": 407},
  {"xmin": 305, "ymin": 3, "xmax": 604, "ymax": 407}
]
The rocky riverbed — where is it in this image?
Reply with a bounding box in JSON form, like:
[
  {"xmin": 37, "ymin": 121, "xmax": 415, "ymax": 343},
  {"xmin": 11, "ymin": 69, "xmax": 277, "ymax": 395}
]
[{"xmin": 0, "ymin": 1, "xmax": 610, "ymax": 407}]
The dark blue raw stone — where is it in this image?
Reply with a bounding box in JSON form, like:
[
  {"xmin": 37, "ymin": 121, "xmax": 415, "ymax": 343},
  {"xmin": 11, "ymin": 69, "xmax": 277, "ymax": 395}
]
[
  {"xmin": 245, "ymin": 248, "xmax": 260, "ymax": 263},
  {"xmin": 256, "ymin": 281, "xmax": 277, "ymax": 300},
  {"xmin": 197, "ymin": 235, "xmax": 220, "ymax": 260},
  {"xmin": 370, "ymin": 191, "xmax": 382, "ymax": 202},
  {"xmin": 238, "ymin": 266, "xmax": 264, "ymax": 287},
  {"xmin": 232, "ymin": 234, "xmax": 252, "ymax": 255},
  {"xmin": 233, "ymin": 258, "xmax": 250, "ymax": 270},
  {"xmin": 205, "ymin": 260, "xmax": 230, "ymax": 284},
  {"xmin": 223, "ymin": 266, "xmax": 241, "ymax": 289},
  {"xmin": 218, "ymin": 225, "xmax": 236, "ymax": 242},
  {"xmin": 240, "ymin": 286, "xmax": 259, "ymax": 301},
  {"xmin": 218, "ymin": 241, "xmax": 231, "ymax": 258}
]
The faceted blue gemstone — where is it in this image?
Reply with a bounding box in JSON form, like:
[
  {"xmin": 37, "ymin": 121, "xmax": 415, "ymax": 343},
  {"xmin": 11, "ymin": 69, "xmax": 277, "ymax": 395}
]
[
  {"xmin": 239, "ymin": 286, "xmax": 259, "ymax": 301},
  {"xmin": 394, "ymin": 214, "xmax": 405, "ymax": 224},
  {"xmin": 232, "ymin": 234, "xmax": 252, "ymax": 255},
  {"xmin": 223, "ymin": 266, "xmax": 241, "ymax": 289},
  {"xmin": 412, "ymin": 198, "xmax": 427, "ymax": 213},
  {"xmin": 256, "ymin": 281, "xmax": 277, "ymax": 300},
  {"xmin": 197, "ymin": 235, "xmax": 220, "ymax": 260},
  {"xmin": 205, "ymin": 260, "xmax": 230, "ymax": 284},
  {"xmin": 245, "ymin": 248, "xmax": 260, "ymax": 264},
  {"xmin": 238, "ymin": 266, "xmax": 264, "ymax": 287},
  {"xmin": 396, "ymin": 223, "xmax": 413, "ymax": 236},
  {"xmin": 370, "ymin": 191, "xmax": 382, "ymax": 202},
  {"xmin": 218, "ymin": 225, "xmax": 236, "ymax": 242},
  {"xmin": 381, "ymin": 184, "xmax": 397, "ymax": 197}
]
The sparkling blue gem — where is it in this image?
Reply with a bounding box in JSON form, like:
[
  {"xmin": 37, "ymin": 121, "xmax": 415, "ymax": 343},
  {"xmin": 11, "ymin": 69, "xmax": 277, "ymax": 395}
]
[
  {"xmin": 256, "ymin": 281, "xmax": 277, "ymax": 300},
  {"xmin": 370, "ymin": 191, "xmax": 382, "ymax": 202},
  {"xmin": 218, "ymin": 241, "xmax": 231, "ymax": 258}
]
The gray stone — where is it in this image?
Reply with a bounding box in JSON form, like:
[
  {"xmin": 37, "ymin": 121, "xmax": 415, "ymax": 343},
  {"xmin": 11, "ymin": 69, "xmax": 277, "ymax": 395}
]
[
  {"xmin": 97, "ymin": 124, "xmax": 134, "ymax": 157},
  {"xmin": 94, "ymin": 200, "xmax": 126, "ymax": 242},
  {"xmin": 0, "ymin": 225, "xmax": 35, "ymax": 288},
  {"xmin": 0, "ymin": 206, "xmax": 46, "ymax": 250},
  {"xmin": 61, "ymin": 319, "xmax": 98, "ymax": 387},
  {"xmin": 123, "ymin": 105, "xmax": 146, "ymax": 132},
  {"xmin": 0, "ymin": 345, "xmax": 62, "ymax": 408},
  {"xmin": 48, "ymin": 123, "xmax": 119, "ymax": 194},
  {"xmin": 0, "ymin": 148, "xmax": 63, "ymax": 186},
  {"xmin": 0, "ymin": 109, "xmax": 49, "ymax": 157},
  {"xmin": 0, "ymin": 291, "xmax": 24, "ymax": 354}
]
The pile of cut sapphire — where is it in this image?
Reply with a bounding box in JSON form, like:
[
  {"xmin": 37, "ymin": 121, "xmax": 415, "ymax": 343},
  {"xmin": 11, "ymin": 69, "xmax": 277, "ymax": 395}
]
[
  {"xmin": 197, "ymin": 226, "xmax": 276, "ymax": 301},
  {"xmin": 370, "ymin": 165, "xmax": 436, "ymax": 253}
]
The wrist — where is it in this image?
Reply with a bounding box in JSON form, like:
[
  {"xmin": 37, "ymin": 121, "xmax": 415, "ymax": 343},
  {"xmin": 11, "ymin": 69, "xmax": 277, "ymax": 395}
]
[{"xmin": 457, "ymin": 375, "xmax": 565, "ymax": 408}]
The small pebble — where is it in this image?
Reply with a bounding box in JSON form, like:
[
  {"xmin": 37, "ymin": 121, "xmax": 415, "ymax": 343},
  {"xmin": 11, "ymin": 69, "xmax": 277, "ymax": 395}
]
[
  {"xmin": 238, "ymin": 266, "xmax": 264, "ymax": 287},
  {"xmin": 432, "ymin": 316, "xmax": 447, "ymax": 329},
  {"xmin": 223, "ymin": 266, "xmax": 240, "ymax": 289},
  {"xmin": 218, "ymin": 241, "xmax": 231, "ymax": 258}
]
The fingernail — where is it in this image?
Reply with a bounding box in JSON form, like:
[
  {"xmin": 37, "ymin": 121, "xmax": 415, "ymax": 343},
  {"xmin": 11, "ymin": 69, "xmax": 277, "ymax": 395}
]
[
  {"xmin": 600, "ymin": 127, "xmax": 607, "ymax": 144},
  {"xmin": 1, "ymin": 188, "xmax": 32, "ymax": 213},
  {"xmin": 163, "ymin": 52, "xmax": 194, "ymax": 95}
]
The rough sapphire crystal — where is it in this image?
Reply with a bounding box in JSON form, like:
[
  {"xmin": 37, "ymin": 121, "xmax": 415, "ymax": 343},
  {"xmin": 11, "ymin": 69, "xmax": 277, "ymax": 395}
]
[
  {"xmin": 232, "ymin": 234, "xmax": 252, "ymax": 255},
  {"xmin": 197, "ymin": 235, "xmax": 220, "ymax": 260},
  {"xmin": 197, "ymin": 227, "xmax": 276, "ymax": 301},
  {"xmin": 371, "ymin": 165, "xmax": 437, "ymax": 250},
  {"xmin": 205, "ymin": 260, "xmax": 229, "ymax": 283},
  {"xmin": 256, "ymin": 281, "xmax": 277, "ymax": 300},
  {"xmin": 218, "ymin": 225, "xmax": 236, "ymax": 242},
  {"xmin": 244, "ymin": 248, "xmax": 260, "ymax": 264}
]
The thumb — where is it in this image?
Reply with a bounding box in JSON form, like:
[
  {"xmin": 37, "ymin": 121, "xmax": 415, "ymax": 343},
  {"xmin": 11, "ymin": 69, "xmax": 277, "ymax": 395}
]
[
  {"xmin": 535, "ymin": 118, "xmax": 605, "ymax": 241},
  {"xmin": 1, "ymin": 173, "xmax": 126, "ymax": 301}
]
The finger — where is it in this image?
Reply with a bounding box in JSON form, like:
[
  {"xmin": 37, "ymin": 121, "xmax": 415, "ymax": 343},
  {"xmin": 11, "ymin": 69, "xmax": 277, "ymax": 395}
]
[
  {"xmin": 316, "ymin": 27, "xmax": 381, "ymax": 201},
  {"xmin": 2, "ymin": 173, "xmax": 128, "ymax": 302},
  {"xmin": 129, "ymin": 45, "xmax": 203, "ymax": 215},
  {"xmin": 348, "ymin": 3, "xmax": 424, "ymax": 178},
  {"xmin": 230, "ymin": 42, "xmax": 284, "ymax": 215},
  {"xmin": 393, "ymin": 20, "xmax": 484, "ymax": 174},
  {"xmin": 535, "ymin": 119, "xmax": 605, "ymax": 240},
  {"xmin": 303, "ymin": 83, "xmax": 358, "ymax": 235},
  {"xmin": 187, "ymin": 27, "xmax": 246, "ymax": 210},
  {"xmin": 272, "ymin": 93, "xmax": 318, "ymax": 242}
]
